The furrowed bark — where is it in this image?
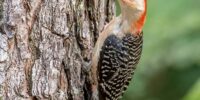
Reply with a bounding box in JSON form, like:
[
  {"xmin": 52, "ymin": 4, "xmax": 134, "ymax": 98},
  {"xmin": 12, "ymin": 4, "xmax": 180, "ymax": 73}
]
[{"xmin": 0, "ymin": 0, "xmax": 115, "ymax": 99}]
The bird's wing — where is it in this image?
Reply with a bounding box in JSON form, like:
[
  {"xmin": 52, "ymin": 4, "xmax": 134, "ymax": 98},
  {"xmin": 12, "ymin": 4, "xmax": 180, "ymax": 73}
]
[
  {"xmin": 98, "ymin": 33, "xmax": 143, "ymax": 99},
  {"xmin": 98, "ymin": 34, "xmax": 131, "ymax": 99},
  {"xmin": 98, "ymin": 35, "xmax": 127, "ymax": 82}
]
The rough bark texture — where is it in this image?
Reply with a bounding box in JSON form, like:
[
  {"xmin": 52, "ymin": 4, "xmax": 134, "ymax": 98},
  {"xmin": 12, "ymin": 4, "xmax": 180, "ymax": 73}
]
[{"xmin": 0, "ymin": 0, "xmax": 115, "ymax": 99}]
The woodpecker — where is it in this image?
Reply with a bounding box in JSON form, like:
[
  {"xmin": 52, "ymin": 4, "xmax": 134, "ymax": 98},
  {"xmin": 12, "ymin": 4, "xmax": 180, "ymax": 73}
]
[{"xmin": 91, "ymin": 0, "xmax": 147, "ymax": 99}]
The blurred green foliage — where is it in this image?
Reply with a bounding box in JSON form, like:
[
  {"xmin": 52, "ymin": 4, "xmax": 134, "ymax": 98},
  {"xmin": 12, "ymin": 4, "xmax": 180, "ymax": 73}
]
[
  {"xmin": 115, "ymin": 0, "xmax": 200, "ymax": 100},
  {"xmin": 183, "ymin": 79, "xmax": 200, "ymax": 100}
]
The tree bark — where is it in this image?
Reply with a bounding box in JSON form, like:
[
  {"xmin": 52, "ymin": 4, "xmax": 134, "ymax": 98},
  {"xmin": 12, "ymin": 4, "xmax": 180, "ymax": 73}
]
[{"xmin": 0, "ymin": 0, "xmax": 115, "ymax": 99}]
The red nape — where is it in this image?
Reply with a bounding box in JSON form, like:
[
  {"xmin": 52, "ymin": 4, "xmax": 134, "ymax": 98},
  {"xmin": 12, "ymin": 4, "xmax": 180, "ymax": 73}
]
[{"xmin": 135, "ymin": 0, "xmax": 147, "ymax": 34}]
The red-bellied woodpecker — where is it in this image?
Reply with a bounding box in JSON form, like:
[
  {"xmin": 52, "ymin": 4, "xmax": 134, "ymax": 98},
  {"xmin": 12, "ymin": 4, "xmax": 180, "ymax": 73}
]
[{"xmin": 91, "ymin": 0, "xmax": 147, "ymax": 99}]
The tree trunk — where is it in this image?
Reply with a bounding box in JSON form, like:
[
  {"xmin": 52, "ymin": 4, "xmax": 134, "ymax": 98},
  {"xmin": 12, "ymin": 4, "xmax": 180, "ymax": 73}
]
[{"xmin": 0, "ymin": 0, "xmax": 115, "ymax": 99}]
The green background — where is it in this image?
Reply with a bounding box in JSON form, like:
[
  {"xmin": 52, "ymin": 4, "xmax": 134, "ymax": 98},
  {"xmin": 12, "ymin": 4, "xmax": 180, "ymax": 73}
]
[{"xmin": 116, "ymin": 0, "xmax": 200, "ymax": 100}]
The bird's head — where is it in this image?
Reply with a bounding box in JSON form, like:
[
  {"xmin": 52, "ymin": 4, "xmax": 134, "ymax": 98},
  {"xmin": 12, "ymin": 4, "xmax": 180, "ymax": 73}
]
[{"xmin": 118, "ymin": 0, "xmax": 147, "ymax": 35}]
